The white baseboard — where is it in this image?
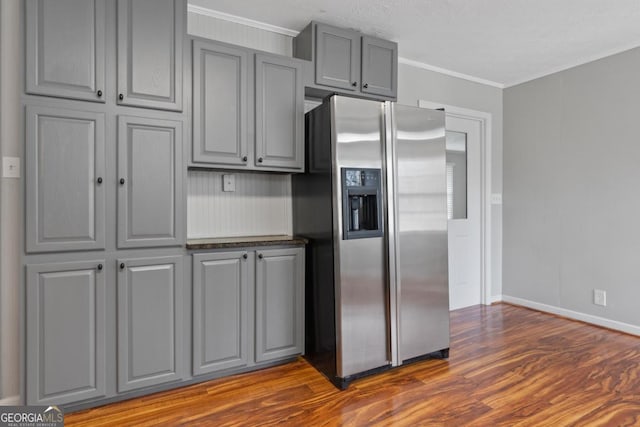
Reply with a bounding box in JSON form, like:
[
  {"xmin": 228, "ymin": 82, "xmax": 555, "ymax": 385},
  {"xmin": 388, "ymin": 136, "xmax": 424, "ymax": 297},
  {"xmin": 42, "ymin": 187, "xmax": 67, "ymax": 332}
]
[
  {"xmin": 489, "ymin": 294, "xmax": 503, "ymax": 304},
  {"xmin": 502, "ymin": 295, "xmax": 640, "ymax": 337},
  {"xmin": 0, "ymin": 395, "xmax": 21, "ymax": 405}
]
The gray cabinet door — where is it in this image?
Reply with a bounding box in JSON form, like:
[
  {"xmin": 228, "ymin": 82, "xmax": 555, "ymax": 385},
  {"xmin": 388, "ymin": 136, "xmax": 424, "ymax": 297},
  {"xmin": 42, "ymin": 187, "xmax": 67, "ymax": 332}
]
[
  {"xmin": 117, "ymin": 256, "xmax": 184, "ymax": 392},
  {"xmin": 26, "ymin": 106, "xmax": 106, "ymax": 253},
  {"xmin": 117, "ymin": 115, "xmax": 184, "ymax": 248},
  {"xmin": 117, "ymin": 0, "xmax": 183, "ymax": 111},
  {"xmin": 192, "ymin": 40, "xmax": 249, "ymax": 166},
  {"xmin": 193, "ymin": 251, "xmax": 249, "ymax": 375},
  {"xmin": 315, "ymin": 24, "xmax": 360, "ymax": 91},
  {"xmin": 255, "ymin": 54, "xmax": 304, "ymax": 171},
  {"xmin": 361, "ymin": 36, "xmax": 398, "ymax": 98},
  {"xmin": 26, "ymin": 0, "xmax": 106, "ymax": 103},
  {"xmin": 26, "ymin": 260, "xmax": 106, "ymax": 405},
  {"xmin": 255, "ymin": 247, "xmax": 304, "ymax": 363}
]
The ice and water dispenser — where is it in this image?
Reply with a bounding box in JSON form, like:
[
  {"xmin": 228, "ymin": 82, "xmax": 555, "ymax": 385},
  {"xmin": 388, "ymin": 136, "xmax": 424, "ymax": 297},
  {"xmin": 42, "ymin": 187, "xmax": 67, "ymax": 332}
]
[{"xmin": 341, "ymin": 168, "xmax": 383, "ymax": 240}]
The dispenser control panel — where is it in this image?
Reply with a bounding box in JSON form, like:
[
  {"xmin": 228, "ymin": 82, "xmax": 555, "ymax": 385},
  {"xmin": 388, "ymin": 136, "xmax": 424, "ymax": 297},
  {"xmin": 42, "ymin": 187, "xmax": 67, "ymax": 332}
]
[{"xmin": 341, "ymin": 168, "xmax": 383, "ymax": 240}]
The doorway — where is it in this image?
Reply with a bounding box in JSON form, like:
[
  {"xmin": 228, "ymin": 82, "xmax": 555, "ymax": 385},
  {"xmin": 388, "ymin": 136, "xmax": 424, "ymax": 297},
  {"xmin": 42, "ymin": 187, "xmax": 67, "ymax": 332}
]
[{"xmin": 418, "ymin": 101, "xmax": 493, "ymax": 309}]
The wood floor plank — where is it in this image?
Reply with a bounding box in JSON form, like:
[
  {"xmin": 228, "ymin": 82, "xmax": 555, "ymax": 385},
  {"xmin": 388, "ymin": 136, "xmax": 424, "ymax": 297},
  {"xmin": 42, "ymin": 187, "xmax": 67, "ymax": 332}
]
[{"xmin": 65, "ymin": 303, "xmax": 640, "ymax": 426}]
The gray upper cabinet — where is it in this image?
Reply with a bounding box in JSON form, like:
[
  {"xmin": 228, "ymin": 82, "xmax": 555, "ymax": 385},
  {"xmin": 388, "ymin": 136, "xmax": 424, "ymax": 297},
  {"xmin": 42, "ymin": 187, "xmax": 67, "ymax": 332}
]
[
  {"xmin": 193, "ymin": 251, "xmax": 249, "ymax": 375},
  {"xmin": 314, "ymin": 24, "xmax": 360, "ymax": 91},
  {"xmin": 361, "ymin": 36, "xmax": 398, "ymax": 98},
  {"xmin": 26, "ymin": 105, "xmax": 106, "ymax": 253},
  {"xmin": 255, "ymin": 54, "xmax": 304, "ymax": 170},
  {"xmin": 26, "ymin": 0, "xmax": 106, "ymax": 103},
  {"xmin": 117, "ymin": 115, "xmax": 184, "ymax": 248},
  {"xmin": 26, "ymin": 260, "xmax": 106, "ymax": 405},
  {"xmin": 294, "ymin": 21, "xmax": 398, "ymax": 100},
  {"xmin": 117, "ymin": 256, "xmax": 184, "ymax": 392},
  {"xmin": 255, "ymin": 247, "xmax": 304, "ymax": 363},
  {"xmin": 192, "ymin": 40, "xmax": 249, "ymax": 166},
  {"xmin": 117, "ymin": 0, "xmax": 184, "ymax": 111}
]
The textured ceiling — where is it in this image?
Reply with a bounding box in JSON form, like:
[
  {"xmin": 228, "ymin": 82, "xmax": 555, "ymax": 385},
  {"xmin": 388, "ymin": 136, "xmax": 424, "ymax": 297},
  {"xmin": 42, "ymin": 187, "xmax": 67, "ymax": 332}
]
[{"xmin": 189, "ymin": 0, "xmax": 640, "ymax": 87}]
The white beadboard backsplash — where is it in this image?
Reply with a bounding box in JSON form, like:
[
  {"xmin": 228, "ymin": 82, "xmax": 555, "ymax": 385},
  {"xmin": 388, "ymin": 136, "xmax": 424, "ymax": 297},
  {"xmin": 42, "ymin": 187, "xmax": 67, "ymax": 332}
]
[{"xmin": 188, "ymin": 170, "xmax": 292, "ymax": 239}]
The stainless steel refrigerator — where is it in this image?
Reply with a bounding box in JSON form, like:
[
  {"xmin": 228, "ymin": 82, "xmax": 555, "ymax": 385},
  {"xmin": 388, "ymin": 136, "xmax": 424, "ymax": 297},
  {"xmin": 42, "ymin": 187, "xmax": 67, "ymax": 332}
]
[{"xmin": 292, "ymin": 95, "xmax": 450, "ymax": 389}]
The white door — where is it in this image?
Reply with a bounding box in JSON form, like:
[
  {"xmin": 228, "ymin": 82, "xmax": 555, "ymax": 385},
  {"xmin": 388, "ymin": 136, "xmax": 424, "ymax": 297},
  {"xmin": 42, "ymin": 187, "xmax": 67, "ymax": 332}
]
[{"xmin": 445, "ymin": 115, "xmax": 482, "ymax": 310}]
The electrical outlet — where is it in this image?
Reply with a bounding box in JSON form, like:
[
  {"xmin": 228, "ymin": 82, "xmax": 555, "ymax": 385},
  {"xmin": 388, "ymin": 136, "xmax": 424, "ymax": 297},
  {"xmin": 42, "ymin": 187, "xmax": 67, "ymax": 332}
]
[
  {"xmin": 593, "ymin": 289, "xmax": 606, "ymax": 306},
  {"xmin": 2, "ymin": 157, "xmax": 20, "ymax": 178},
  {"xmin": 222, "ymin": 174, "xmax": 235, "ymax": 192}
]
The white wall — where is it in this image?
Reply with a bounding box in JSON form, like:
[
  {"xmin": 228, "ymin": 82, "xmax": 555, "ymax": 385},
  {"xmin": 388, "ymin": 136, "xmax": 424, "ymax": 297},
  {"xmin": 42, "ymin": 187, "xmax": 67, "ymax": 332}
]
[{"xmin": 504, "ymin": 47, "xmax": 640, "ymax": 332}]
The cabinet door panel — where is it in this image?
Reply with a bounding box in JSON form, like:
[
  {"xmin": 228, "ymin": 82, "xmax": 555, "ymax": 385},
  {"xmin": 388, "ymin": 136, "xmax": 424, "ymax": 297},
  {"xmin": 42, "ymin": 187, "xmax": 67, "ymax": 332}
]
[
  {"xmin": 193, "ymin": 252, "xmax": 249, "ymax": 375},
  {"xmin": 117, "ymin": 115, "xmax": 183, "ymax": 248},
  {"xmin": 26, "ymin": 106, "xmax": 106, "ymax": 253},
  {"xmin": 118, "ymin": 256, "xmax": 184, "ymax": 392},
  {"xmin": 117, "ymin": 0, "xmax": 183, "ymax": 111},
  {"xmin": 315, "ymin": 24, "xmax": 360, "ymax": 91},
  {"xmin": 361, "ymin": 36, "xmax": 398, "ymax": 98},
  {"xmin": 26, "ymin": 0, "xmax": 106, "ymax": 102},
  {"xmin": 193, "ymin": 41, "xmax": 249, "ymax": 166},
  {"xmin": 26, "ymin": 260, "xmax": 106, "ymax": 405},
  {"xmin": 255, "ymin": 54, "xmax": 304, "ymax": 170},
  {"xmin": 255, "ymin": 248, "xmax": 304, "ymax": 362}
]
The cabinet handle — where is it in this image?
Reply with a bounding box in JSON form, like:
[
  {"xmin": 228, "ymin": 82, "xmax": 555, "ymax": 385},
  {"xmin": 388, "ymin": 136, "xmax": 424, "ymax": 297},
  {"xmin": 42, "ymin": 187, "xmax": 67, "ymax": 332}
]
[
  {"xmin": 96, "ymin": 177, "xmax": 103, "ymax": 184},
  {"xmin": 97, "ymin": 90, "xmax": 103, "ymax": 97},
  {"xmin": 363, "ymin": 83, "xmax": 369, "ymax": 89},
  {"xmin": 351, "ymin": 81, "xmax": 357, "ymax": 87},
  {"xmin": 97, "ymin": 264, "xmax": 103, "ymax": 271},
  {"xmin": 120, "ymin": 178, "xmax": 125, "ymax": 185},
  {"xmin": 258, "ymin": 253, "xmax": 263, "ymax": 260},
  {"xmin": 242, "ymin": 156, "xmax": 248, "ymax": 162},
  {"xmin": 120, "ymin": 263, "xmax": 125, "ymax": 270},
  {"xmin": 258, "ymin": 157, "xmax": 263, "ymax": 163},
  {"xmin": 242, "ymin": 253, "xmax": 248, "ymax": 259},
  {"xmin": 119, "ymin": 93, "xmax": 124, "ymax": 101}
]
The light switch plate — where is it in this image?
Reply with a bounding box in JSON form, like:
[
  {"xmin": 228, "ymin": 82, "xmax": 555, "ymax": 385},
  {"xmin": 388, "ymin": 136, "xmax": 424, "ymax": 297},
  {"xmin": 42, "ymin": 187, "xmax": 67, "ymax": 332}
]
[
  {"xmin": 491, "ymin": 193, "xmax": 503, "ymax": 204},
  {"xmin": 222, "ymin": 174, "xmax": 235, "ymax": 192},
  {"xmin": 3, "ymin": 157, "xmax": 20, "ymax": 178}
]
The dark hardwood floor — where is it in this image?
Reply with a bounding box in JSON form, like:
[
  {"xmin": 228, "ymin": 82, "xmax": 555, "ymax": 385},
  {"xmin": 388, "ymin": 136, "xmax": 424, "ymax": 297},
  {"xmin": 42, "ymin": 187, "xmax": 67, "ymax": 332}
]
[{"xmin": 66, "ymin": 303, "xmax": 640, "ymax": 426}]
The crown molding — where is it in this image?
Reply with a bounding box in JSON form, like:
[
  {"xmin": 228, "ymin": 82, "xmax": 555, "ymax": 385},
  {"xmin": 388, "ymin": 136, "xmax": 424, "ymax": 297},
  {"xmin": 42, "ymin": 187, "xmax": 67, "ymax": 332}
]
[
  {"xmin": 398, "ymin": 57, "xmax": 504, "ymax": 89},
  {"xmin": 187, "ymin": 4, "xmax": 300, "ymax": 37}
]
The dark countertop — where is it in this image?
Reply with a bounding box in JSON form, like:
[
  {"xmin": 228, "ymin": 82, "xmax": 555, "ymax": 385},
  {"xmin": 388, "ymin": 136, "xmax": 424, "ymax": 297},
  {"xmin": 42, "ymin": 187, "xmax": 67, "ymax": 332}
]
[{"xmin": 186, "ymin": 235, "xmax": 308, "ymax": 250}]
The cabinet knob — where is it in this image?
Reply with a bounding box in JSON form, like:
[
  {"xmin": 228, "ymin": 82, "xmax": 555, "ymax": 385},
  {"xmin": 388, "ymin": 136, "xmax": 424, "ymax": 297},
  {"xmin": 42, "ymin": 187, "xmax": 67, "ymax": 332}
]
[
  {"xmin": 120, "ymin": 263, "xmax": 125, "ymax": 270},
  {"xmin": 258, "ymin": 157, "xmax": 263, "ymax": 163},
  {"xmin": 351, "ymin": 81, "xmax": 357, "ymax": 87},
  {"xmin": 242, "ymin": 156, "xmax": 248, "ymax": 162},
  {"xmin": 258, "ymin": 253, "xmax": 263, "ymax": 259},
  {"xmin": 120, "ymin": 178, "xmax": 125, "ymax": 185},
  {"xmin": 363, "ymin": 83, "xmax": 369, "ymax": 89},
  {"xmin": 242, "ymin": 253, "xmax": 248, "ymax": 259},
  {"xmin": 119, "ymin": 93, "xmax": 124, "ymax": 101},
  {"xmin": 97, "ymin": 264, "xmax": 103, "ymax": 271},
  {"xmin": 97, "ymin": 90, "xmax": 103, "ymax": 97},
  {"xmin": 96, "ymin": 177, "xmax": 103, "ymax": 184}
]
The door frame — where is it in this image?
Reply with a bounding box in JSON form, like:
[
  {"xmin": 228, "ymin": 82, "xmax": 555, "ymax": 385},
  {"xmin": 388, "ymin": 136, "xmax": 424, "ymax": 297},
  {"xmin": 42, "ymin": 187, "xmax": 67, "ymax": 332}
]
[{"xmin": 418, "ymin": 100, "xmax": 493, "ymax": 306}]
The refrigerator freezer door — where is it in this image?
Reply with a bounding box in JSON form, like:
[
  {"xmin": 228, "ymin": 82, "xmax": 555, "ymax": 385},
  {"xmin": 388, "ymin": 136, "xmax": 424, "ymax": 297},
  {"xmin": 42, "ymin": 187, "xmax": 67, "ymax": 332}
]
[
  {"xmin": 391, "ymin": 104, "xmax": 450, "ymax": 362},
  {"xmin": 331, "ymin": 96, "xmax": 390, "ymax": 378}
]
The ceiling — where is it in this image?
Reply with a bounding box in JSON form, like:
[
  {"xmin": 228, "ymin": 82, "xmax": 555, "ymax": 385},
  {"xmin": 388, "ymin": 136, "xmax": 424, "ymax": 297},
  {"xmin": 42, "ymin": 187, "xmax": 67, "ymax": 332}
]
[{"xmin": 188, "ymin": 0, "xmax": 640, "ymax": 88}]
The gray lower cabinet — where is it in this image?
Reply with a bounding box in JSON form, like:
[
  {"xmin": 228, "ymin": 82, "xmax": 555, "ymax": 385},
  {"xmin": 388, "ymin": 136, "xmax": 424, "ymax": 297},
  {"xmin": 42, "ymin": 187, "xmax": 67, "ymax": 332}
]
[
  {"xmin": 26, "ymin": 260, "xmax": 107, "ymax": 405},
  {"xmin": 116, "ymin": 0, "xmax": 184, "ymax": 111},
  {"xmin": 26, "ymin": 105, "xmax": 106, "ymax": 253},
  {"xmin": 255, "ymin": 248, "xmax": 304, "ymax": 363},
  {"xmin": 255, "ymin": 54, "xmax": 304, "ymax": 170},
  {"xmin": 25, "ymin": 0, "xmax": 106, "ymax": 103},
  {"xmin": 117, "ymin": 256, "xmax": 184, "ymax": 392},
  {"xmin": 192, "ymin": 251, "xmax": 249, "ymax": 375},
  {"xmin": 117, "ymin": 115, "xmax": 184, "ymax": 248},
  {"xmin": 192, "ymin": 40, "xmax": 249, "ymax": 166}
]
